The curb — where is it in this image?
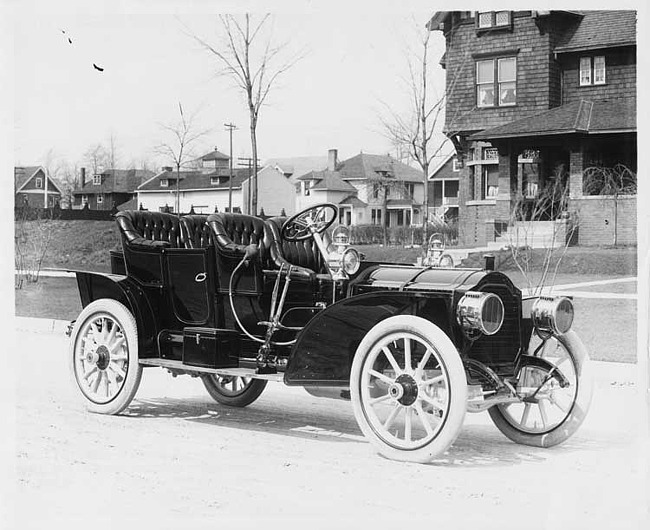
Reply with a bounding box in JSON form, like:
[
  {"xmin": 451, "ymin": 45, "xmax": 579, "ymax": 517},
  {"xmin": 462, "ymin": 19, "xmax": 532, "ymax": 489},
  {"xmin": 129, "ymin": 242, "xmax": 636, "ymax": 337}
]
[{"xmin": 15, "ymin": 316, "xmax": 71, "ymax": 335}]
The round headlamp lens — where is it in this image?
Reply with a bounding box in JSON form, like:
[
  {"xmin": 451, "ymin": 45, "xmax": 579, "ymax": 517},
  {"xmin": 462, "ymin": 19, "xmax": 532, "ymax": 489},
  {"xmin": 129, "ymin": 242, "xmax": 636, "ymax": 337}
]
[
  {"xmin": 532, "ymin": 296, "xmax": 574, "ymax": 335},
  {"xmin": 456, "ymin": 292, "xmax": 505, "ymax": 336},
  {"xmin": 341, "ymin": 248, "xmax": 360, "ymax": 275}
]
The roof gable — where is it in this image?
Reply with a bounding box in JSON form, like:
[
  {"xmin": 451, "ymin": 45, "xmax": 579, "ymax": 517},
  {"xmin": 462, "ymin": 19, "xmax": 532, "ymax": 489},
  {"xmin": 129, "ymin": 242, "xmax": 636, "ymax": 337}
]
[
  {"xmin": 138, "ymin": 168, "xmax": 252, "ymax": 192},
  {"xmin": 76, "ymin": 169, "xmax": 154, "ymax": 194},
  {"xmin": 337, "ymin": 153, "xmax": 424, "ymax": 183},
  {"xmin": 15, "ymin": 166, "xmax": 44, "ymax": 190}
]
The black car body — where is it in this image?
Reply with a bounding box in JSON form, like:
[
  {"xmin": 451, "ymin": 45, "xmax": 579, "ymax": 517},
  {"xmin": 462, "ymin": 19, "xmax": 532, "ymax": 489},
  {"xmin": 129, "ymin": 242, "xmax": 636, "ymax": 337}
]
[{"xmin": 68, "ymin": 204, "xmax": 592, "ymax": 462}]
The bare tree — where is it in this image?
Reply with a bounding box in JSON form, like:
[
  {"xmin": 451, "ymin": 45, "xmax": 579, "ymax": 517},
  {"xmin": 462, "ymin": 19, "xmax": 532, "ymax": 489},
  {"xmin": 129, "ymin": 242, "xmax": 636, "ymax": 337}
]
[
  {"xmin": 107, "ymin": 133, "xmax": 120, "ymax": 170},
  {"xmin": 191, "ymin": 14, "xmax": 302, "ymax": 215},
  {"xmin": 380, "ymin": 20, "xmax": 470, "ymax": 246},
  {"xmin": 156, "ymin": 102, "xmax": 210, "ymax": 215},
  {"xmin": 83, "ymin": 144, "xmax": 109, "ymax": 175}
]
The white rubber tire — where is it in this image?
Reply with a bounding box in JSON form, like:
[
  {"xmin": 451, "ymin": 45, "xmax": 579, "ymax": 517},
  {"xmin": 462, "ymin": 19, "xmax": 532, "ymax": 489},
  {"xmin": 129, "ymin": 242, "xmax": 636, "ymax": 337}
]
[
  {"xmin": 69, "ymin": 299, "xmax": 143, "ymax": 415},
  {"xmin": 350, "ymin": 315, "xmax": 467, "ymax": 463},
  {"xmin": 488, "ymin": 331, "xmax": 593, "ymax": 447}
]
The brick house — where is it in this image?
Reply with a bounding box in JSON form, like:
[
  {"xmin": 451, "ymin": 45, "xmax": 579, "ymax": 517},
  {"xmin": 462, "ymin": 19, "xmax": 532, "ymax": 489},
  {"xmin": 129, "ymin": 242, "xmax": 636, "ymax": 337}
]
[
  {"xmin": 72, "ymin": 168, "xmax": 155, "ymax": 210},
  {"xmin": 429, "ymin": 10, "xmax": 636, "ymax": 246},
  {"xmin": 14, "ymin": 166, "xmax": 62, "ymax": 208},
  {"xmin": 295, "ymin": 149, "xmax": 425, "ymax": 227}
]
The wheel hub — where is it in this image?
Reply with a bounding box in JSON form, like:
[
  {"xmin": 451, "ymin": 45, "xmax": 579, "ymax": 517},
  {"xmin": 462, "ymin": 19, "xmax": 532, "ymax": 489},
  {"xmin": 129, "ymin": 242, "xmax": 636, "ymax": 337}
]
[
  {"xmin": 93, "ymin": 345, "xmax": 110, "ymax": 370},
  {"xmin": 389, "ymin": 374, "xmax": 419, "ymax": 406}
]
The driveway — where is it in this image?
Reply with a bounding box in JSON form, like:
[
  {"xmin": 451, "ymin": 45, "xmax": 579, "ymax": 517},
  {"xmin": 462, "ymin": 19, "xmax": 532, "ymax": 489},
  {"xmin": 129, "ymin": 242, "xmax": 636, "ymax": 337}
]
[{"xmin": 3, "ymin": 323, "xmax": 648, "ymax": 529}]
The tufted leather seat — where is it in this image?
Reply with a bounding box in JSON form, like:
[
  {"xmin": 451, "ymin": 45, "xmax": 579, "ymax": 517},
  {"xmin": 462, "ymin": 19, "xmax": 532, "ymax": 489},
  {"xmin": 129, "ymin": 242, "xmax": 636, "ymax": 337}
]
[
  {"xmin": 115, "ymin": 211, "xmax": 182, "ymax": 248},
  {"xmin": 265, "ymin": 217, "xmax": 327, "ymax": 276},
  {"xmin": 207, "ymin": 213, "xmax": 275, "ymax": 267},
  {"xmin": 180, "ymin": 215, "xmax": 212, "ymax": 249}
]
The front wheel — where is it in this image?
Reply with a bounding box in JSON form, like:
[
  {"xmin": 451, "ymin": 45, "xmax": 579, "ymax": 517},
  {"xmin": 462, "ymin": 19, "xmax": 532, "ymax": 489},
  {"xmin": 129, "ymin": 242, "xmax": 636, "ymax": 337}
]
[
  {"xmin": 69, "ymin": 299, "xmax": 143, "ymax": 415},
  {"xmin": 350, "ymin": 315, "xmax": 467, "ymax": 463},
  {"xmin": 488, "ymin": 331, "xmax": 593, "ymax": 447},
  {"xmin": 201, "ymin": 375, "xmax": 267, "ymax": 407}
]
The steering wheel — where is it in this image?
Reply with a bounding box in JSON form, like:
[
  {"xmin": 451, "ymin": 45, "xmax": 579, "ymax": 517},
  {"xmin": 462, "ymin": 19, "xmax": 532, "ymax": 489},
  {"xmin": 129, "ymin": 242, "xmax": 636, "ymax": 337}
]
[{"xmin": 281, "ymin": 203, "xmax": 338, "ymax": 242}]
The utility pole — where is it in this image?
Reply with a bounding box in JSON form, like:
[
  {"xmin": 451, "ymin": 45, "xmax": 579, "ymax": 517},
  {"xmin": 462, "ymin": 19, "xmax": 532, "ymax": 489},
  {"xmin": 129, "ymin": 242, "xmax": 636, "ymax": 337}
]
[
  {"xmin": 238, "ymin": 157, "xmax": 260, "ymax": 215},
  {"xmin": 224, "ymin": 122, "xmax": 237, "ymax": 212}
]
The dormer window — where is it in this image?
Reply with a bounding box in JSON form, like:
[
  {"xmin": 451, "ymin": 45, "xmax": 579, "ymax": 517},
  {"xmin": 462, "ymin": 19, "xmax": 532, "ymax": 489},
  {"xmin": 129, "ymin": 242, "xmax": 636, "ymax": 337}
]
[
  {"xmin": 580, "ymin": 56, "xmax": 606, "ymax": 86},
  {"xmin": 160, "ymin": 179, "xmax": 169, "ymax": 188},
  {"xmin": 93, "ymin": 175, "xmax": 102, "ymax": 185},
  {"xmin": 477, "ymin": 11, "xmax": 511, "ymax": 30}
]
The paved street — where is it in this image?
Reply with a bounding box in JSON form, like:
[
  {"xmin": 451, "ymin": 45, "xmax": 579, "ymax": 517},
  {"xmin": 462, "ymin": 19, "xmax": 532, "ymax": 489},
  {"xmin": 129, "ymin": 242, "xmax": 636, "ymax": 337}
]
[{"xmin": 4, "ymin": 324, "xmax": 648, "ymax": 529}]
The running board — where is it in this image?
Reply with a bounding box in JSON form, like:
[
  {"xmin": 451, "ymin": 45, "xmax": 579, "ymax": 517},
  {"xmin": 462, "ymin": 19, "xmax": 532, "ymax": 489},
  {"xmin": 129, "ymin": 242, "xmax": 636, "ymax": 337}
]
[{"xmin": 139, "ymin": 358, "xmax": 285, "ymax": 383}]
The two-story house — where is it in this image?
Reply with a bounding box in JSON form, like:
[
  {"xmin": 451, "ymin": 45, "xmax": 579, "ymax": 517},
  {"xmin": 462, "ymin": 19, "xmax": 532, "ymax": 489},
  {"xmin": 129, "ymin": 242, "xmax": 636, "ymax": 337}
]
[
  {"xmin": 137, "ymin": 148, "xmax": 252, "ymax": 214},
  {"xmin": 72, "ymin": 168, "xmax": 155, "ymax": 210},
  {"xmin": 429, "ymin": 10, "xmax": 636, "ymax": 246},
  {"xmin": 15, "ymin": 166, "xmax": 62, "ymax": 208},
  {"xmin": 295, "ymin": 149, "xmax": 425, "ymax": 227}
]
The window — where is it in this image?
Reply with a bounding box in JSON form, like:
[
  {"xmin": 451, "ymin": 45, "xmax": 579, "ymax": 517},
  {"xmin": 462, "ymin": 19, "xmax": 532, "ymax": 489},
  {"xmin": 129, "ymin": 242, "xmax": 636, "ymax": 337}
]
[
  {"xmin": 303, "ymin": 181, "xmax": 310, "ymax": 196},
  {"xmin": 580, "ymin": 56, "xmax": 606, "ymax": 86},
  {"xmin": 160, "ymin": 179, "xmax": 168, "ymax": 188},
  {"xmin": 35, "ymin": 177, "xmax": 42, "ymax": 188},
  {"xmin": 452, "ymin": 158, "xmax": 461, "ymax": 172},
  {"xmin": 477, "ymin": 11, "xmax": 511, "ymax": 29},
  {"xmin": 483, "ymin": 167, "xmax": 499, "ymax": 199},
  {"xmin": 372, "ymin": 183, "xmax": 380, "ymax": 200},
  {"xmin": 82, "ymin": 195, "xmax": 88, "ymax": 205},
  {"xmin": 97, "ymin": 194, "xmax": 104, "ymax": 204},
  {"xmin": 210, "ymin": 176, "xmax": 219, "ymax": 185},
  {"xmin": 93, "ymin": 175, "xmax": 102, "ymax": 185},
  {"xmin": 396, "ymin": 210, "xmax": 404, "ymax": 226},
  {"xmin": 371, "ymin": 208, "xmax": 382, "ymax": 225},
  {"xmin": 405, "ymin": 183, "xmax": 415, "ymax": 198},
  {"xmin": 477, "ymin": 57, "xmax": 517, "ymax": 107}
]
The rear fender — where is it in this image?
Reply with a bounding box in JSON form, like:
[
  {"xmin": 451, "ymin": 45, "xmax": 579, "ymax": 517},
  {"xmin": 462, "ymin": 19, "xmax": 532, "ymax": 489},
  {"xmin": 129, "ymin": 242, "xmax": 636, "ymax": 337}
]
[
  {"xmin": 74, "ymin": 271, "xmax": 158, "ymax": 358},
  {"xmin": 284, "ymin": 290, "xmax": 452, "ymax": 385}
]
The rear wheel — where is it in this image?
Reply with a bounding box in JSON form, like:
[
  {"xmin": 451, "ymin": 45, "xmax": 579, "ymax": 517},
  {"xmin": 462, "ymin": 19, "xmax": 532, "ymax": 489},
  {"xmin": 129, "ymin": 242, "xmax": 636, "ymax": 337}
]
[
  {"xmin": 69, "ymin": 299, "xmax": 142, "ymax": 415},
  {"xmin": 202, "ymin": 375, "xmax": 267, "ymax": 407},
  {"xmin": 488, "ymin": 331, "xmax": 592, "ymax": 447},
  {"xmin": 350, "ymin": 315, "xmax": 467, "ymax": 463}
]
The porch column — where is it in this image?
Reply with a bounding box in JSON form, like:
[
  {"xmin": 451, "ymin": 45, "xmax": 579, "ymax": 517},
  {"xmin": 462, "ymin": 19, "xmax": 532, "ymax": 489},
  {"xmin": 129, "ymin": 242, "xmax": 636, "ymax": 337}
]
[
  {"xmin": 568, "ymin": 145, "xmax": 585, "ymax": 199},
  {"xmin": 495, "ymin": 143, "xmax": 518, "ymax": 223}
]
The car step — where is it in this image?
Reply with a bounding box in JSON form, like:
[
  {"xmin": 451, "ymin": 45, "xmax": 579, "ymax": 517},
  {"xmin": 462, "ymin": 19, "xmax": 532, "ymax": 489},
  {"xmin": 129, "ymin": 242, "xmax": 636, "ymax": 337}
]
[{"xmin": 138, "ymin": 358, "xmax": 285, "ymax": 382}]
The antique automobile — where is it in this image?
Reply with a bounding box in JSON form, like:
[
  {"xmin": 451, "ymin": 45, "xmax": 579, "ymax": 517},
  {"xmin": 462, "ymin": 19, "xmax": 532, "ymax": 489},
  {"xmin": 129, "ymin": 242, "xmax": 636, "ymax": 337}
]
[
  {"xmin": 67, "ymin": 203, "xmax": 592, "ymax": 463},
  {"xmin": 421, "ymin": 232, "xmax": 454, "ymax": 268}
]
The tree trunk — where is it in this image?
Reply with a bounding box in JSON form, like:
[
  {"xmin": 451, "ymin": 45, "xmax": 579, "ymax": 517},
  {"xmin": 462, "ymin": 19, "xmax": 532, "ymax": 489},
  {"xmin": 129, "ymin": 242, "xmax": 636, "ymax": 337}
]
[{"xmin": 382, "ymin": 192, "xmax": 388, "ymax": 246}]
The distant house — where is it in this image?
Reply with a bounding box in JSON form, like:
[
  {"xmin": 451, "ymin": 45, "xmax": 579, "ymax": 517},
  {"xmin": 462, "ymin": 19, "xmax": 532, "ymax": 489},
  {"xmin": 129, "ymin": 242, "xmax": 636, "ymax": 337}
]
[
  {"xmin": 428, "ymin": 153, "xmax": 461, "ymax": 222},
  {"xmin": 296, "ymin": 150, "xmax": 425, "ymax": 227},
  {"xmin": 14, "ymin": 166, "xmax": 62, "ymax": 208},
  {"xmin": 137, "ymin": 166, "xmax": 252, "ymax": 214},
  {"xmin": 241, "ymin": 156, "xmax": 328, "ymax": 216},
  {"xmin": 72, "ymin": 168, "xmax": 155, "ymax": 210}
]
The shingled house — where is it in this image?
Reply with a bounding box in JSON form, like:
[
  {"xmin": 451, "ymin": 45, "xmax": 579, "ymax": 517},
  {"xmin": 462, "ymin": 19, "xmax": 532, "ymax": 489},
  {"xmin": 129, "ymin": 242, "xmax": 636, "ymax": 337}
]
[
  {"xmin": 72, "ymin": 168, "xmax": 154, "ymax": 210},
  {"xmin": 429, "ymin": 10, "xmax": 636, "ymax": 246}
]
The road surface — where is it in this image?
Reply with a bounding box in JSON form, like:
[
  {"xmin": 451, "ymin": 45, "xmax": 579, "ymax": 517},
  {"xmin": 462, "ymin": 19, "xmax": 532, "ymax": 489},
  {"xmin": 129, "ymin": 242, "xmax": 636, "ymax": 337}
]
[{"xmin": 3, "ymin": 324, "xmax": 648, "ymax": 529}]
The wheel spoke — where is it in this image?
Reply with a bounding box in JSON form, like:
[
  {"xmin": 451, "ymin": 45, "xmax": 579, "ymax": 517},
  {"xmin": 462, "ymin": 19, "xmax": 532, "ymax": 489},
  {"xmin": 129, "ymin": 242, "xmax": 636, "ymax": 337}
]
[
  {"xmin": 538, "ymin": 399, "xmax": 549, "ymax": 428},
  {"xmin": 415, "ymin": 348, "xmax": 433, "ymax": 378},
  {"xmin": 383, "ymin": 403, "xmax": 401, "ymax": 431},
  {"xmin": 420, "ymin": 374, "xmax": 444, "ymax": 387},
  {"xmin": 83, "ymin": 366, "xmax": 98, "ymax": 381},
  {"xmin": 549, "ymin": 391, "xmax": 571, "ymax": 414},
  {"xmin": 520, "ymin": 402, "xmax": 532, "ymax": 426},
  {"xmin": 403, "ymin": 337, "xmax": 412, "ymax": 373},
  {"xmin": 106, "ymin": 321, "xmax": 118, "ymax": 346},
  {"xmin": 109, "ymin": 336, "xmax": 125, "ymax": 354},
  {"xmin": 369, "ymin": 369, "xmax": 395, "ymax": 385},
  {"xmin": 404, "ymin": 407, "xmax": 412, "ymax": 442},
  {"xmin": 420, "ymin": 393, "xmax": 446, "ymax": 412},
  {"xmin": 369, "ymin": 393, "xmax": 392, "ymax": 406},
  {"xmin": 109, "ymin": 361, "xmax": 126, "ymax": 380},
  {"xmin": 381, "ymin": 347, "xmax": 401, "ymax": 375},
  {"xmin": 103, "ymin": 371, "xmax": 110, "ymax": 397},
  {"xmin": 106, "ymin": 368, "xmax": 118, "ymax": 390},
  {"xmin": 414, "ymin": 402, "xmax": 435, "ymax": 437},
  {"xmin": 91, "ymin": 371, "xmax": 103, "ymax": 393}
]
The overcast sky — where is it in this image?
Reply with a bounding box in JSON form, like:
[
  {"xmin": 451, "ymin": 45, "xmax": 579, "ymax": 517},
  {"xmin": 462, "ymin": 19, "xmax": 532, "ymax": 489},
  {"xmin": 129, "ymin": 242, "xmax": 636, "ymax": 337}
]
[{"xmin": 12, "ymin": 4, "xmax": 451, "ymax": 171}]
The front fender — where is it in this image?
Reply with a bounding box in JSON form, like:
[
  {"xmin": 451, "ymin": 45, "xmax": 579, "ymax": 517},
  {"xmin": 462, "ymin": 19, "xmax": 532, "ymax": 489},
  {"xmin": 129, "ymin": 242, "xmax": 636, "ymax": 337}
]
[
  {"xmin": 74, "ymin": 271, "xmax": 159, "ymax": 358},
  {"xmin": 284, "ymin": 290, "xmax": 452, "ymax": 386}
]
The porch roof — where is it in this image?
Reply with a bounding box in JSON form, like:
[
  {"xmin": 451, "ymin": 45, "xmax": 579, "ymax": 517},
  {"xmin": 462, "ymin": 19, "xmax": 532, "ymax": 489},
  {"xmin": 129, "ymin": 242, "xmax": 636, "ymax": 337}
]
[{"xmin": 469, "ymin": 99, "xmax": 636, "ymax": 141}]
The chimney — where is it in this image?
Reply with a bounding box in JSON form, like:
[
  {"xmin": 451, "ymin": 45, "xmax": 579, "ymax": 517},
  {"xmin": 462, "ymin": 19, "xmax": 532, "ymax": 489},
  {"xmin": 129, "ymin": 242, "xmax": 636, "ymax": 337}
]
[
  {"xmin": 327, "ymin": 149, "xmax": 338, "ymax": 171},
  {"xmin": 80, "ymin": 167, "xmax": 86, "ymax": 187}
]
